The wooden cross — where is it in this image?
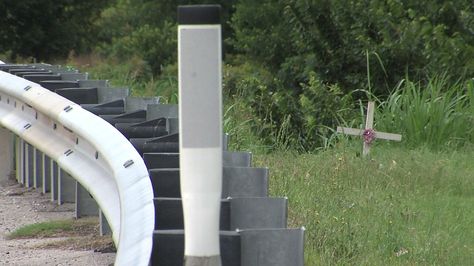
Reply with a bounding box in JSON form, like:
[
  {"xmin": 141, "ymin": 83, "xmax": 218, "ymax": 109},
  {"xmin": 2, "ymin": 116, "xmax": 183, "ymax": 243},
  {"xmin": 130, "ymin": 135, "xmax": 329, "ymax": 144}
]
[{"xmin": 337, "ymin": 101, "xmax": 402, "ymax": 156}]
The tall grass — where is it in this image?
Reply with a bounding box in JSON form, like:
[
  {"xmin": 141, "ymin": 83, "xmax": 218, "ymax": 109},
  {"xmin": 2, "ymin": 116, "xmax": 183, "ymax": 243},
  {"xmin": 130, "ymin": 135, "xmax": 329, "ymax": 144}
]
[
  {"xmin": 375, "ymin": 75, "xmax": 473, "ymax": 150},
  {"xmin": 256, "ymin": 144, "xmax": 474, "ymax": 265}
]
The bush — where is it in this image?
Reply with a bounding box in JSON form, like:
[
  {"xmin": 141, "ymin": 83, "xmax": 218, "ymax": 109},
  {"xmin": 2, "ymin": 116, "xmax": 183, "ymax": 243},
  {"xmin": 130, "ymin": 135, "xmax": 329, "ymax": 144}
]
[
  {"xmin": 224, "ymin": 60, "xmax": 353, "ymax": 151},
  {"xmin": 226, "ymin": 0, "xmax": 474, "ymax": 150},
  {"xmin": 0, "ymin": 0, "xmax": 110, "ymax": 60},
  {"xmin": 298, "ymin": 72, "xmax": 354, "ymax": 149},
  {"xmin": 97, "ymin": 23, "xmax": 177, "ymax": 74},
  {"xmin": 231, "ymin": 0, "xmax": 474, "ymax": 95},
  {"xmin": 96, "ymin": 0, "xmax": 237, "ymax": 75}
]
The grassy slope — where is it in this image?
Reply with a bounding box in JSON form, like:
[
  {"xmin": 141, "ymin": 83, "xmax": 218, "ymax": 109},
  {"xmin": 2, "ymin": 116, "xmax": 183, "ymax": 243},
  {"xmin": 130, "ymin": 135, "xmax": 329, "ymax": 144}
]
[{"xmin": 254, "ymin": 142, "xmax": 474, "ymax": 265}]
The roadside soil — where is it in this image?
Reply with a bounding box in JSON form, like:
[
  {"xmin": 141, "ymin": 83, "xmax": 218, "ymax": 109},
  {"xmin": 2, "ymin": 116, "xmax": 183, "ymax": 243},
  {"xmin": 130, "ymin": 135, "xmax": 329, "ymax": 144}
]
[{"xmin": 0, "ymin": 178, "xmax": 116, "ymax": 266}]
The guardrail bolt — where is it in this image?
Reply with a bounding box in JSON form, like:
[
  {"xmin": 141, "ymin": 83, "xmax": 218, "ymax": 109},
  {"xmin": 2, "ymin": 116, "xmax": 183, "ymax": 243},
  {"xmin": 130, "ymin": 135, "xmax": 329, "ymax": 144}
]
[{"xmin": 123, "ymin": 160, "xmax": 134, "ymax": 168}]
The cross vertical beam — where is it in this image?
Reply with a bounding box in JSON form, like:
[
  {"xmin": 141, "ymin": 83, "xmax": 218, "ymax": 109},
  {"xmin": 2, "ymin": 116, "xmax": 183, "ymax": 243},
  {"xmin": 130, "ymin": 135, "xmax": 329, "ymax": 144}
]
[
  {"xmin": 178, "ymin": 5, "xmax": 223, "ymax": 266},
  {"xmin": 363, "ymin": 101, "xmax": 375, "ymax": 156}
]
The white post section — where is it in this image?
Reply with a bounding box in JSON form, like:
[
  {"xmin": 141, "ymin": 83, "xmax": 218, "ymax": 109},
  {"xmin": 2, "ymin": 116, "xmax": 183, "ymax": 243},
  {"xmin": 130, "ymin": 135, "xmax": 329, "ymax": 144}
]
[{"xmin": 178, "ymin": 5, "xmax": 223, "ymax": 266}]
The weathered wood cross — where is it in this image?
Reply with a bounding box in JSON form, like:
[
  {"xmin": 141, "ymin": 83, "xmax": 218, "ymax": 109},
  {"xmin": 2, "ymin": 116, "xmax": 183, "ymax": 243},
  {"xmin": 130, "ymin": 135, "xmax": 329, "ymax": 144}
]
[{"xmin": 337, "ymin": 101, "xmax": 402, "ymax": 156}]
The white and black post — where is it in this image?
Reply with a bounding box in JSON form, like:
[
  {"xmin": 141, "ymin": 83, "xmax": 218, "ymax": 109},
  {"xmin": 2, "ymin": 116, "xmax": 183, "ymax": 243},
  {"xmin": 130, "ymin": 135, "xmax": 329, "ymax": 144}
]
[{"xmin": 178, "ymin": 5, "xmax": 223, "ymax": 266}]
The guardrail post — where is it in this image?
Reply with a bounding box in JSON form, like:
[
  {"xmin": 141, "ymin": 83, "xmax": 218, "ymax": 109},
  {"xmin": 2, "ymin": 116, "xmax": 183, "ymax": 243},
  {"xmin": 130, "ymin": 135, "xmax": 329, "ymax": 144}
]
[
  {"xmin": 178, "ymin": 5, "xmax": 223, "ymax": 266},
  {"xmin": 99, "ymin": 210, "xmax": 112, "ymax": 236},
  {"xmin": 33, "ymin": 148, "xmax": 43, "ymax": 188},
  {"xmin": 19, "ymin": 138, "xmax": 25, "ymax": 184},
  {"xmin": 50, "ymin": 160, "xmax": 59, "ymax": 201},
  {"xmin": 0, "ymin": 127, "xmax": 14, "ymax": 183},
  {"xmin": 75, "ymin": 181, "xmax": 99, "ymax": 218},
  {"xmin": 58, "ymin": 169, "xmax": 75, "ymax": 204},
  {"xmin": 25, "ymin": 143, "xmax": 34, "ymax": 187},
  {"xmin": 42, "ymin": 154, "xmax": 51, "ymax": 194},
  {"xmin": 15, "ymin": 135, "xmax": 21, "ymax": 183}
]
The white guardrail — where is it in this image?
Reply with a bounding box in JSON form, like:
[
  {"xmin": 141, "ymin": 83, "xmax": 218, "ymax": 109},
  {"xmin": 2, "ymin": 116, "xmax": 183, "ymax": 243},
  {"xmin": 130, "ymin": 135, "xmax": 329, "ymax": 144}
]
[{"xmin": 0, "ymin": 67, "xmax": 154, "ymax": 265}]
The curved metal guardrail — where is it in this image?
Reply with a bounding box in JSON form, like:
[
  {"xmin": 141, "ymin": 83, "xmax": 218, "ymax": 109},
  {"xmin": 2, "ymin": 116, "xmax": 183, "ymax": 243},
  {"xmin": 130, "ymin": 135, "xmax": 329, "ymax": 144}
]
[{"xmin": 0, "ymin": 68, "xmax": 154, "ymax": 266}]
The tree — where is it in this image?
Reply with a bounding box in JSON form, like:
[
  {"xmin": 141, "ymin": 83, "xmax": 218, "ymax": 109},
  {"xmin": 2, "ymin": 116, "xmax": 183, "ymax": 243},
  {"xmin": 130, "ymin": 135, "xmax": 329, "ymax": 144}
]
[
  {"xmin": 96, "ymin": 0, "xmax": 237, "ymax": 74},
  {"xmin": 0, "ymin": 0, "xmax": 110, "ymax": 60},
  {"xmin": 231, "ymin": 0, "xmax": 474, "ymax": 95}
]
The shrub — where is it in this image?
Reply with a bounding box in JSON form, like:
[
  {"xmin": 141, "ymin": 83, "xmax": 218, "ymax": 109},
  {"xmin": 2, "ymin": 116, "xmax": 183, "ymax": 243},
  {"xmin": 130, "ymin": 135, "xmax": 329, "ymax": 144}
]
[
  {"xmin": 97, "ymin": 23, "xmax": 177, "ymax": 74},
  {"xmin": 96, "ymin": 0, "xmax": 236, "ymax": 75},
  {"xmin": 0, "ymin": 0, "xmax": 110, "ymax": 60},
  {"xmin": 224, "ymin": 61, "xmax": 354, "ymax": 151},
  {"xmin": 231, "ymin": 0, "xmax": 474, "ymax": 96}
]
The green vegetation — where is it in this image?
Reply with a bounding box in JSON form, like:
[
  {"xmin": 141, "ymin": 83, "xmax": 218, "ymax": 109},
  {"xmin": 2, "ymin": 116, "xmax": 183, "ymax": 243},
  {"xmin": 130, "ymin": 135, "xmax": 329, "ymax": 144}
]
[
  {"xmin": 0, "ymin": 0, "xmax": 109, "ymax": 60},
  {"xmin": 71, "ymin": 56, "xmax": 474, "ymax": 265},
  {"xmin": 227, "ymin": 0, "xmax": 474, "ymax": 150},
  {"xmin": 77, "ymin": 56, "xmax": 472, "ymax": 152},
  {"xmin": 3, "ymin": 1, "xmax": 473, "ymax": 150},
  {"xmin": 375, "ymin": 75, "xmax": 474, "ymax": 149},
  {"xmin": 60, "ymin": 0, "xmax": 474, "ymax": 151},
  {"xmin": 2, "ymin": 2, "xmax": 474, "ymax": 264},
  {"xmin": 7, "ymin": 218, "xmax": 98, "ymax": 239},
  {"xmin": 257, "ymin": 144, "xmax": 474, "ymax": 265}
]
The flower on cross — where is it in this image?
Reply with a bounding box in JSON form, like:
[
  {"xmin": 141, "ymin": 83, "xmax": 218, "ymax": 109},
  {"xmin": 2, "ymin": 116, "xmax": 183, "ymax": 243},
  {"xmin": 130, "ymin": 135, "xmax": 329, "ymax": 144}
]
[{"xmin": 363, "ymin": 129, "xmax": 376, "ymax": 145}]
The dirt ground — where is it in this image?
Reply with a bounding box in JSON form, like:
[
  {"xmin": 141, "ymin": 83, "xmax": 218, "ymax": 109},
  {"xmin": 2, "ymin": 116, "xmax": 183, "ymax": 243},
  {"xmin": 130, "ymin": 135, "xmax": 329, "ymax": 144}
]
[{"xmin": 0, "ymin": 178, "xmax": 116, "ymax": 266}]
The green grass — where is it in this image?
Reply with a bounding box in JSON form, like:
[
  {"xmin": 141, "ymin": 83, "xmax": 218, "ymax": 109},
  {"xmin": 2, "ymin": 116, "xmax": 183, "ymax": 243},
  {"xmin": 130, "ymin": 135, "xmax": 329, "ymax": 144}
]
[
  {"xmin": 374, "ymin": 75, "xmax": 474, "ymax": 150},
  {"xmin": 254, "ymin": 143, "xmax": 474, "ymax": 265},
  {"xmin": 7, "ymin": 218, "xmax": 98, "ymax": 239}
]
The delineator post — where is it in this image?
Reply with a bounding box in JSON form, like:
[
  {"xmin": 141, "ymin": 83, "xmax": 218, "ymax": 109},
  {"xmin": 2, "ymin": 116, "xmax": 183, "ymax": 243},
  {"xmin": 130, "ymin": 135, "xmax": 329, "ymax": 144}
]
[{"xmin": 178, "ymin": 5, "xmax": 223, "ymax": 266}]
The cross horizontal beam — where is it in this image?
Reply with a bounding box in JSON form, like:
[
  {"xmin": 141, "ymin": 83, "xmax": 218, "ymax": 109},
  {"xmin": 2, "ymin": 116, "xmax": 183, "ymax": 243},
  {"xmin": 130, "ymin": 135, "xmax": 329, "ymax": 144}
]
[{"xmin": 337, "ymin": 127, "xmax": 402, "ymax": 141}]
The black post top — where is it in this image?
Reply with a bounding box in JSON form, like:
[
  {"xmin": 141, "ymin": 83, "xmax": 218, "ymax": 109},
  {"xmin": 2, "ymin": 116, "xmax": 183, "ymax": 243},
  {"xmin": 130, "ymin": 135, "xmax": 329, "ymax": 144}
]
[{"xmin": 178, "ymin": 5, "xmax": 221, "ymax": 25}]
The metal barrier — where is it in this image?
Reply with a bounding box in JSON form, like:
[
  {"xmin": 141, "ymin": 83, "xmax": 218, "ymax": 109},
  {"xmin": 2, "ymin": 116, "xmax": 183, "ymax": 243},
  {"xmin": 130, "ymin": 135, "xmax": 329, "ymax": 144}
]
[{"xmin": 0, "ymin": 67, "xmax": 154, "ymax": 266}]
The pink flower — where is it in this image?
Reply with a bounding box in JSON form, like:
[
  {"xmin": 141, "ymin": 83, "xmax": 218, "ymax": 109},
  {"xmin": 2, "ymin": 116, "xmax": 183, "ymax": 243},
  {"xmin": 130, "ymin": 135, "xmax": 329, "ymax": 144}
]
[{"xmin": 363, "ymin": 129, "xmax": 376, "ymax": 145}]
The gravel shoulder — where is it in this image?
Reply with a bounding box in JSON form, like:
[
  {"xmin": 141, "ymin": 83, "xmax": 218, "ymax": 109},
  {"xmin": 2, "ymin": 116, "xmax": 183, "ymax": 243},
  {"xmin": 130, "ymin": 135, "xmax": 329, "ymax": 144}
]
[{"xmin": 0, "ymin": 178, "xmax": 115, "ymax": 266}]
